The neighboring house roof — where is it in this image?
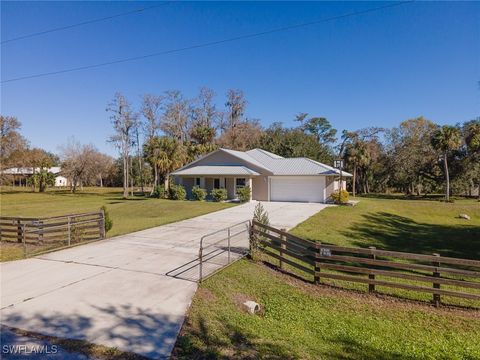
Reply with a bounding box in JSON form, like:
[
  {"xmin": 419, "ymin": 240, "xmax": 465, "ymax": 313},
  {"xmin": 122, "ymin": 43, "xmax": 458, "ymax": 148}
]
[
  {"xmin": 174, "ymin": 148, "xmax": 352, "ymax": 177},
  {"xmin": 173, "ymin": 165, "xmax": 260, "ymax": 176},
  {"xmin": 2, "ymin": 167, "xmax": 62, "ymax": 175}
]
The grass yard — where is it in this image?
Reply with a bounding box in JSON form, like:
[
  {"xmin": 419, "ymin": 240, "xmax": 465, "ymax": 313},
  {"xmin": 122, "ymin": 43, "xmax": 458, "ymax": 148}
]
[
  {"xmin": 291, "ymin": 196, "xmax": 480, "ymax": 260},
  {"xmin": 174, "ymin": 196, "xmax": 480, "ymax": 359},
  {"xmin": 0, "ymin": 187, "xmax": 235, "ymax": 261},
  {"xmin": 173, "ymin": 260, "xmax": 480, "ymax": 360},
  {"xmin": 286, "ymin": 196, "xmax": 480, "ymax": 307}
]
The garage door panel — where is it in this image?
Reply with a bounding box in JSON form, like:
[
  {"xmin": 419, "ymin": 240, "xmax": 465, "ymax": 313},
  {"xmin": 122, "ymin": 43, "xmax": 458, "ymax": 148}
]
[{"xmin": 270, "ymin": 177, "xmax": 324, "ymax": 203}]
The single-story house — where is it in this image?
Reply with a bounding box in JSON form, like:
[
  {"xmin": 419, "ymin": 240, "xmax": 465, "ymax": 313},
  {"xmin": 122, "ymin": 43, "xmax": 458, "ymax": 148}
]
[
  {"xmin": 2, "ymin": 166, "xmax": 69, "ymax": 187},
  {"xmin": 172, "ymin": 148, "xmax": 352, "ymax": 203}
]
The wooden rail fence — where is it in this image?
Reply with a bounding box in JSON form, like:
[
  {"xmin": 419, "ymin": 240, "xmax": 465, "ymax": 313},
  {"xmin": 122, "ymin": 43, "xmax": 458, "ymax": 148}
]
[
  {"xmin": 1, "ymin": 211, "xmax": 105, "ymax": 257},
  {"xmin": 251, "ymin": 220, "xmax": 480, "ymax": 306}
]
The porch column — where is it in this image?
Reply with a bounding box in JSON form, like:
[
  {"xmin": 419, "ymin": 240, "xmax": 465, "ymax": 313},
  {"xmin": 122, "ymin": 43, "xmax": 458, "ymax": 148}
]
[{"xmin": 248, "ymin": 178, "xmax": 253, "ymax": 201}]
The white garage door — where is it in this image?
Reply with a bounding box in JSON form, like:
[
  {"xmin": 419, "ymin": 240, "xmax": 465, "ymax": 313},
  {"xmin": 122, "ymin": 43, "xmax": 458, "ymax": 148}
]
[{"xmin": 270, "ymin": 176, "xmax": 325, "ymax": 203}]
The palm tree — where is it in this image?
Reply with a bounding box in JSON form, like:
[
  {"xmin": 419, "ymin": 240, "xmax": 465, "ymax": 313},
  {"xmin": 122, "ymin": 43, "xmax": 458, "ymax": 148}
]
[
  {"xmin": 144, "ymin": 136, "xmax": 187, "ymax": 191},
  {"xmin": 464, "ymin": 120, "xmax": 480, "ymax": 200},
  {"xmin": 431, "ymin": 125, "xmax": 462, "ymax": 201},
  {"xmin": 344, "ymin": 140, "xmax": 369, "ymax": 197}
]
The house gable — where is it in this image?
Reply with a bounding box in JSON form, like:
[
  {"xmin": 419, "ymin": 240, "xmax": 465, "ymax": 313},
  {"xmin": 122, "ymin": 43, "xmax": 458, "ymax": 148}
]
[{"xmin": 179, "ymin": 149, "xmax": 272, "ymax": 175}]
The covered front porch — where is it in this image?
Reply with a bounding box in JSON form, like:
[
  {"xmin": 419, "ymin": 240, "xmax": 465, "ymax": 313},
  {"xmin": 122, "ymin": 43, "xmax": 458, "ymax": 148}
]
[
  {"xmin": 172, "ymin": 165, "xmax": 260, "ymax": 201},
  {"xmin": 178, "ymin": 176, "xmax": 253, "ymax": 201}
]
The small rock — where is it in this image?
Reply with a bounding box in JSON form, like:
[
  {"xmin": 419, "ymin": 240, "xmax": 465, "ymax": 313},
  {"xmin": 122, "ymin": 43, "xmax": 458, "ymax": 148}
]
[
  {"xmin": 243, "ymin": 300, "xmax": 260, "ymax": 314},
  {"xmin": 459, "ymin": 214, "xmax": 471, "ymax": 220}
]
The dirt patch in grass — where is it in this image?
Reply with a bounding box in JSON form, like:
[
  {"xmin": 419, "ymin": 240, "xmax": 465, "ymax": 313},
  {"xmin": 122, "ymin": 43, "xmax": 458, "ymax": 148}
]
[{"xmin": 196, "ymin": 288, "xmax": 216, "ymax": 302}]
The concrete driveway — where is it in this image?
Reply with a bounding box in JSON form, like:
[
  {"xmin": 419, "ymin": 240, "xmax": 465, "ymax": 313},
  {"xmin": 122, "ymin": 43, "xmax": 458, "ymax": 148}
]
[{"xmin": 0, "ymin": 201, "xmax": 328, "ymax": 359}]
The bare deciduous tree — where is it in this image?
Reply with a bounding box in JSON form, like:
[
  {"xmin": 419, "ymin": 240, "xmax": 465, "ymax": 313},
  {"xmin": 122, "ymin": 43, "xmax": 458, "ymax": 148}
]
[
  {"xmin": 107, "ymin": 93, "xmax": 137, "ymax": 198},
  {"xmin": 60, "ymin": 139, "xmax": 97, "ymax": 193},
  {"xmin": 222, "ymin": 89, "xmax": 246, "ymax": 132},
  {"xmin": 192, "ymin": 87, "xmax": 220, "ymax": 129},
  {"xmin": 160, "ymin": 90, "xmax": 190, "ymax": 142},
  {"xmin": 141, "ymin": 94, "xmax": 163, "ymax": 140},
  {"xmin": 91, "ymin": 152, "xmax": 114, "ymax": 187},
  {"xmin": 216, "ymin": 89, "xmax": 252, "ymax": 149},
  {"xmin": 217, "ymin": 119, "xmax": 262, "ymax": 151}
]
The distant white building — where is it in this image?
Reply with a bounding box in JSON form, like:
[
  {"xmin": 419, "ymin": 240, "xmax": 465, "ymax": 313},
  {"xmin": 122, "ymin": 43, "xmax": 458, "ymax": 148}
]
[
  {"xmin": 54, "ymin": 175, "xmax": 68, "ymax": 187},
  {"xmin": 2, "ymin": 167, "xmax": 69, "ymax": 187}
]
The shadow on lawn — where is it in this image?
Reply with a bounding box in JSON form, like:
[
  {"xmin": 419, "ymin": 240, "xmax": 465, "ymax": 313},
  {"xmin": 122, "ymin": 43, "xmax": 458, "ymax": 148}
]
[
  {"xmin": 357, "ymin": 193, "xmax": 446, "ymax": 201},
  {"xmin": 342, "ymin": 212, "xmax": 480, "ymax": 259},
  {"xmin": 173, "ymin": 317, "xmax": 297, "ymax": 360},
  {"xmin": 325, "ymin": 335, "xmax": 417, "ymax": 360},
  {"xmin": 356, "ymin": 193, "xmax": 477, "ymax": 201},
  {"xmin": 106, "ymin": 197, "xmax": 149, "ymax": 201},
  {"xmin": 172, "ymin": 316, "xmax": 418, "ymax": 360},
  {"xmin": 1, "ymin": 304, "xmax": 181, "ymax": 359}
]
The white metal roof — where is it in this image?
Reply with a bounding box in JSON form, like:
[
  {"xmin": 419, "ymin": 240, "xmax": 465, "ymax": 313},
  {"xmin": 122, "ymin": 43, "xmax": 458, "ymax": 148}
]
[
  {"xmin": 172, "ymin": 165, "xmax": 260, "ymax": 176},
  {"xmin": 173, "ymin": 148, "xmax": 352, "ymax": 177},
  {"xmin": 2, "ymin": 167, "xmax": 62, "ymax": 175},
  {"xmin": 220, "ymin": 148, "xmax": 272, "ymax": 172},
  {"xmin": 246, "ymin": 149, "xmax": 352, "ymax": 176}
]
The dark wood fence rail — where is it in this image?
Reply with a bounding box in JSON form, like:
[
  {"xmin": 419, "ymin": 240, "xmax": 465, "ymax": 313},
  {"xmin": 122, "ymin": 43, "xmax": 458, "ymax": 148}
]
[
  {"xmin": 251, "ymin": 220, "xmax": 480, "ymax": 306},
  {"xmin": 0, "ymin": 211, "xmax": 105, "ymax": 257}
]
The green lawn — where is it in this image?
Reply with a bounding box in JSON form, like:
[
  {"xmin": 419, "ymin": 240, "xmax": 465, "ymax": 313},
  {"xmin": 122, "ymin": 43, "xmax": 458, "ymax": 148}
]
[
  {"xmin": 173, "ymin": 260, "xmax": 480, "ymax": 360},
  {"xmin": 174, "ymin": 196, "xmax": 480, "ymax": 359},
  {"xmin": 288, "ymin": 196, "xmax": 480, "ymax": 307},
  {"xmin": 0, "ymin": 187, "xmax": 235, "ymax": 261},
  {"xmin": 291, "ymin": 196, "xmax": 480, "ymax": 259}
]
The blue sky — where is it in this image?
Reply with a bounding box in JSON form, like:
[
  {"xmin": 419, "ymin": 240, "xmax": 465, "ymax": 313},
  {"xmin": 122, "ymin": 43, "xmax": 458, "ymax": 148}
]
[{"xmin": 1, "ymin": 1, "xmax": 479, "ymax": 156}]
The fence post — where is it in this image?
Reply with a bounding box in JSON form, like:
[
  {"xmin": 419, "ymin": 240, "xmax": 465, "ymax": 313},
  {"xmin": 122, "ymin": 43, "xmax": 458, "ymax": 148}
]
[
  {"xmin": 17, "ymin": 219, "xmax": 22, "ymax": 243},
  {"xmin": 38, "ymin": 220, "xmax": 44, "ymax": 244},
  {"xmin": 279, "ymin": 228, "xmax": 286, "ymax": 270},
  {"xmin": 227, "ymin": 228, "xmax": 231, "ymax": 264},
  {"xmin": 22, "ymin": 224, "xmax": 27, "ymax": 258},
  {"xmin": 432, "ymin": 253, "xmax": 441, "ymax": 307},
  {"xmin": 368, "ymin": 246, "xmax": 376, "ymax": 293},
  {"xmin": 100, "ymin": 211, "xmax": 106, "ymax": 239},
  {"xmin": 314, "ymin": 242, "xmax": 321, "ymax": 284},
  {"xmin": 67, "ymin": 216, "xmax": 71, "ymax": 246}
]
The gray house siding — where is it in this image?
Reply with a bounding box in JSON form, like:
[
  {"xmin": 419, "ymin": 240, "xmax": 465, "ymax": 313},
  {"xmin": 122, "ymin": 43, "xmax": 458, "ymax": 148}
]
[{"xmin": 252, "ymin": 175, "xmax": 269, "ymax": 201}]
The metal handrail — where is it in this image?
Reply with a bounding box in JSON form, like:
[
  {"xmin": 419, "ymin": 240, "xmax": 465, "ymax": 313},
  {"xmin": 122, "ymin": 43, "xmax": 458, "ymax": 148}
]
[
  {"xmin": 199, "ymin": 220, "xmax": 251, "ymax": 282},
  {"xmin": 199, "ymin": 220, "xmax": 250, "ymax": 250}
]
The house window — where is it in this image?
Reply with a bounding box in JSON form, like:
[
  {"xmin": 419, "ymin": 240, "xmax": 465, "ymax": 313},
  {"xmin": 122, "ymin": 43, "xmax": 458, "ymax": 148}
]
[
  {"xmin": 195, "ymin": 177, "xmax": 201, "ymax": 186},
  {"xmin": 214, "ymin": 178, "xmax": 220, "ymax": 189},
  {"xmin": 236, "ymin": 178, "xmax": 246, "ymax": 188},
  {"xmin": 236, "ymin": 178, "xmax": 246, "ymax": 195}
]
